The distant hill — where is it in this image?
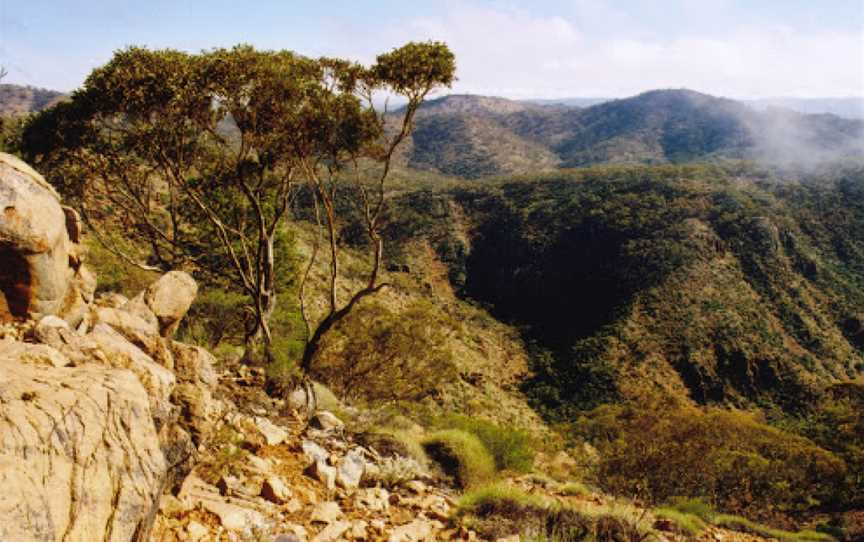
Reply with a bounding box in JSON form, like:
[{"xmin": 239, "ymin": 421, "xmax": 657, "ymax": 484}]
[
  {"xmin": 529, "ymin": 96, "xmax": 864, "ymax": 119},
  {"xmin": 0, "ymin": 84, "xmax": 66, "ymax": 116},
  {"xmin": 393, "ymin": 89, "xmax": 864, "ymax": 178},
  {"xmin": 744, "ymin": 97, "xmax": 864, "ymax": 120}
]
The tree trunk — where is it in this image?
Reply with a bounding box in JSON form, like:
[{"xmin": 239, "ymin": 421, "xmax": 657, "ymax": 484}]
[{"xmin": 244, "ymin": 236, "xmax": 277, "ymax": 355}]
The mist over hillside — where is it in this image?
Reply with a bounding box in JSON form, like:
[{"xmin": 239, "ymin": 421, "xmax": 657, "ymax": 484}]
[
  {"xmin": 393, "ymin": 89, "xmax": 864, "ymax": 178},
  {"xmin": 528, "ymin": 96, "xmax": 864, "ymax": 120}
]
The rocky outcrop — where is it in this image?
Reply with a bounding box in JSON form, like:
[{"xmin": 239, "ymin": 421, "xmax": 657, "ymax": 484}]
[
  {"xmin": 0, "ymin": 266, "xmax": 214, "ymax": 542},
  {"xmin": 0, "ymin": 153, "xmax": 94, "ymax": 325},
  {"xmin": 0, "ymin": 346, "xmax": 166, "ymax": 541}
]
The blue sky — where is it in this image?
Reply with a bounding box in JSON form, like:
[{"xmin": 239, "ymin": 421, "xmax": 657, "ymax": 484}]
[{"xmin": 1, "ymin": 0, "xmax": 862, "ymax": 98}]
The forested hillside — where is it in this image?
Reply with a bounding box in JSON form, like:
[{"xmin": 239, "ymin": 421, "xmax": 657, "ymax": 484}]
[
  {"xmin": 394, "ymin": 90, "xmax": 864, "ymax": 177},
  {"xmin": 0, "ymin": 83, "xmax": 66, "ymax": 115}
]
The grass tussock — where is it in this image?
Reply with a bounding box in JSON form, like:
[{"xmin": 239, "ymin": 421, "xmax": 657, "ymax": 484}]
[
  {"xmin": 458, "ymin": 484, "xmax": 651, "ymax": 542},
  {"xmin": 432, "ymin": 413, "xmax": 535, "ymax": 473},
  {"xmin": 559, "ymin": 481, "xmax": 592, "ymax": 497},
  {"xmin": 654, "ymin": 498, "xmax": 836, "ymax": 542},
  {"xmin": 421, "ymin": 430, "xmax": 496, "ymax": 488},
  {"xmin": 714, "ymin": 515, "xmax": 835, "ymax": 542},
  {"xmin": 361, "ymin": 428, "xmax": 430, "ymax": 468}
]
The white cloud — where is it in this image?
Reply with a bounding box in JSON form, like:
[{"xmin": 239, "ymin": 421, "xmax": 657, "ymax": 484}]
[{"xmin": 366, "ymin": 2, "xmax": 864, "ymax": 99}]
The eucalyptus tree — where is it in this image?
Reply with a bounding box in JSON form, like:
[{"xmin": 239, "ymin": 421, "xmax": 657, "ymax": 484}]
[{"xmin": 23, "ymin": 43, "xmax": 455, "ymax": 362}]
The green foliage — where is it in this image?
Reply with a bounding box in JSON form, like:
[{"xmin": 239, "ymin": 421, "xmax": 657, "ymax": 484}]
[
  {"xmin": 0, "ymin": 114, "xmax": 25, "ymax": 154},
  {"xmin": 421, "ymin": 429, "xmax": 496, "ymax": 489},
  {"xmin": 180, "ymin": 288, "xmax": 248, "ymax": 348},
  {"xmin": 653, "ymin": 508, "xmax": 708, "ymax": 536},
  {"xmin": 458, "ymin": 483, "xmax": 548, "ymax": 514},
  {"xmin": 432, "ymin": 413, "xmax": 534, "ymax": 473},
  {"xmin": 560, "ymin": 481, "xmax": 592, "ymax": 497},
  {"xmin": 83, "ymin": 238, "xmax": 159, "ymax": 295},
  {"xmin": 458, "ymin": 484, "xmax": 651, "ymax": 542},
  {"xmin": 662, "ymin": 497, "xmax": 714, "ymax": 521},
  {"xmin": 775, "ymin": 382, "xmax": 864, "ymax": 509},
  {"xmin": 313, "ymin": 300, "xmax": 457, "ymax": 403},
  {"xmin": 388, "ymin": 163, "xmax": 864, "ymax": 416},
  {"xmin": 571, "ymin": 398, "xmax": 847, "ymax": 522},
  {"xmin": 198, "ymin": 425, "xmax": 246, "ymax": 485},
  {"xmin": 713, "ymin": 515, "xmax": 835, "ymax": 542},
  {"xmin": 22, "ymin": 41, "xmax": 455, "ymax": 356}
]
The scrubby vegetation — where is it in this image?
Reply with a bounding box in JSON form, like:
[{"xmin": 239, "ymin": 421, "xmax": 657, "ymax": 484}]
[
  {"xmin": 457, "ymin": 484, "xmax": 653, "ymax": 541},
  {"xmin": 8, "ymin": 39, "xmax": 864, "ymax": 539},
  {"xmin": 429, "ymin": 413, "xmax": 535, "ymax": 473},
  {"xmin": 571, "ymin": 397, "xmax": 847, "ymax": 524},
  {"xmin": 421, "ymin": 430, "xmax": 496, "ymax": 489}
]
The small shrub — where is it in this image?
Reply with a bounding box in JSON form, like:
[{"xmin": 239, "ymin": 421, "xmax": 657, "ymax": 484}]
[
  {"xmin": 653, "ymin": 508, "xmax": 708, "ymax": 536},
  {"xmin": 434, "ymin": 413, "xmax": 535, "ymax": 473},
  {"xmin": 422, "ymin": 429, "xmax": 496, "ymax": 488},
  {"xmin": 572, "ymin": 398, "xmax": 847, "ymax": 521},
  {"xmin": 314, "ymin": 301, "xmax": 458, "ymax": 403},
  {"xmin": 663, "ymin": 497, "xmax": 714, "ymax": 521},
  {"xmin": 359, "ymin": 429, "xmax": 429, "ymax": 468},
  {"xmin": 560, "ymin": 481, "xmax": 592, "ymax": 497},
  {"xmin": 198, "ymin": 425, "xmax": 245, "ymax": 484},
  {"xmin": 458, "ymin": 483, "xmax": 548, "ymax": 514},
  {"xmin": 459, "ymin": 484, "xmax": 649, "ymax": 542},
  {"xmin": 85, "ymin": 238, "xmax": 159, "ymax": 295},
  {"xmin": 714, "ymin": 514, "xmax": 835, "ymax": 542},
  {"xmin": 365, "ymin": 455, "xmax": 428, "ymax": 489}
]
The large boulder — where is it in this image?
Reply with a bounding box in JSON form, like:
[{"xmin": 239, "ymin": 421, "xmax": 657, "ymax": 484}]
[
  {"xmin": 0, "ymin": 153, "xmax": 93, "ymax": 325},
  {"xmin": 0, "ymin": 344, "xmax": 167, "ymax": 541},
  {"xmin": 142, "ymin": 271, "xmax": 198, "ymax": 337}
]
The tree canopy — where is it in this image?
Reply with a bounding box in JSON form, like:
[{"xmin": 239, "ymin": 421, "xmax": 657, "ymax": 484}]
[{"xmin": 22, "ymin": 42, "xmax": 455, "ymax": 363}]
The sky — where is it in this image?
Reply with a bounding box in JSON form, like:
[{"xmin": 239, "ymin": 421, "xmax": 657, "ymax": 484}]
[{"xmin": 1, "ymin": 0, "xmax": 862, "ymax": 99}]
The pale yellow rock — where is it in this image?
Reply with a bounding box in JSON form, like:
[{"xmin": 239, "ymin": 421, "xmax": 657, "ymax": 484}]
[
  {"xmin": 143, "ymin": 271, "xmax": 198, "ymax": 337},
  {"xmin": 0, "ymin": 153, "xmax": 94, "ymax": 325},
  {"xmin": 93, "ymin": 305, "xmax": 174, "ymax": 368},
  {"xmin": 186, "ymin": 520, "xmax": 210, "ymax": 542},
  {"xmin": 65, "ymin": 323, "xmax": 176, "ymax": 422},
  {"xmin": 312, "ymin": 520, "xmax": 351, "ymax": 542},
  {"xmin": 171, "ymin": 341, "xmax": 218, "ymax": 386},
  {"xmin": 1, "ymin": 339, "xmax": 71, "ymax": 367},
  {"xmin": 387, "ymin": 519, "xmax": 435, "ymax": 542},
  {"xmin": 310, "ymin": 501, "xmax": 343, "ymax": 524},
  {"xmin": 0, "ymin": 350, "xmax": 165, "ymax": 541}
]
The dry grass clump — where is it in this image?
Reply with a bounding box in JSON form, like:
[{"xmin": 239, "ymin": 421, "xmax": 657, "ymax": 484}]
[
  {"xmin": 421, "ymin": 429, "xmax": 495, "ymax": 489},
  {"xmin": 457, "ymin": 484, "xmax": 650, "ymax": 541}
]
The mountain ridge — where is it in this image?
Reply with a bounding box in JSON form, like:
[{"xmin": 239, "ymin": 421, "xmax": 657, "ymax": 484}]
[{"xmin": 394, "ymin": 89, "xmax": 864, "ymax": 178}]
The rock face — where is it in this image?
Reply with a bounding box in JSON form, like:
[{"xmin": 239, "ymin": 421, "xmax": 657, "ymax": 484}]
[
  {"xmin": 0, "ymin": 156, "xmax": 214, "ymax": 541},
  {"xmin": 0, "ymin": 153, "xmax": 93, "ymax": 325},
  {"xmin": 0, "ymin": 345, "xmax": 166, "ymax": 541},
  {"xmin": 0, "ymin": 264, "xmax": 213, "ymax": 542}
]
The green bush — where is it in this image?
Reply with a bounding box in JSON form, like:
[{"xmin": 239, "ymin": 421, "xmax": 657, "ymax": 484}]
[
  {"xmin": 458, "ymin": 484, "xmax": 650, "ymax": 542},
  {"xmin": 560, "ymin": 481, "xmax": 592, "ymax": 497},
  {"xmin": 84, "ymin": 238, "xmax": 159, "ymax": 296},
  {"xmin": 314, "ymin": 300, "xmax": 458, "ymax": 403},
  {"xmin": 571, "ymin": 398, "xmax": 847, "ymax": 523},
  {"xmin": 654, "ymin": 508, "xmax": 708, "ymax": 536},
  {"xmin": 663, "ymin": 497, "xmax": 714, "ymax": 521},
  {"xmin": 421, "ymin": 429, "xmax": 496, "ymax": 488},
  {"xmin": 433, "ymin": 414, "xmax": 534, "ymax": 473},
  {"xmin": 458, "ymin": 484, "xmax": 548, "ymax": 516},
  {"xmin": 714, "ymin": 515, "xmax": 835, "ymax": 542}
]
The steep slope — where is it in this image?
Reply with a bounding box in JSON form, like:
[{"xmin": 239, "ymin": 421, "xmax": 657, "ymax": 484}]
[
  {"xmin": 388, "ymin": 164, "xmax": 864, "ymax": 413},
  {"xmin": 393, "ymin": 90, "xmax": 864, "ymax": 178},
  {"xmin": 392, "ymin": 95, "xmax": 563, "ymax": 178}
]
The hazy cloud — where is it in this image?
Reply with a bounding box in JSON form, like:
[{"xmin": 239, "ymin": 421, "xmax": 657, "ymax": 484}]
[{"xmin": 374, "ymin": 1, "xmax": 864, "ymax": 99}]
